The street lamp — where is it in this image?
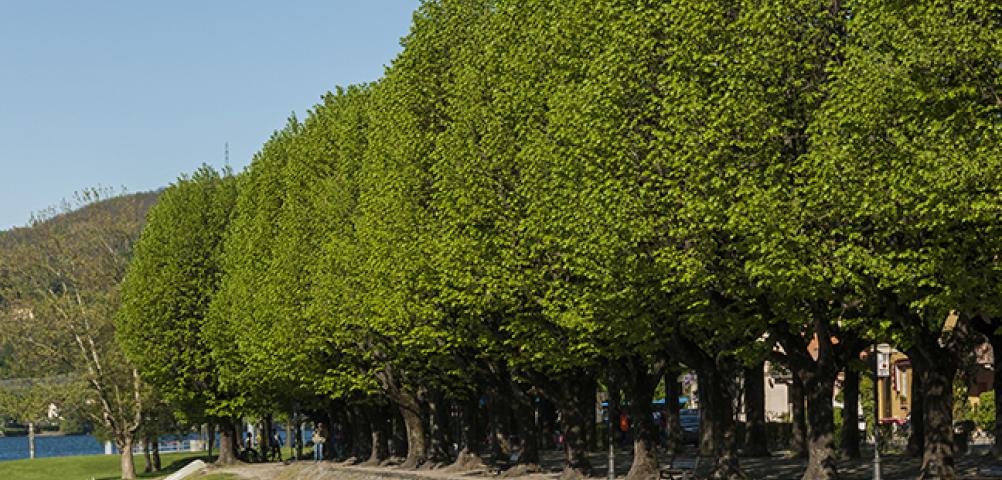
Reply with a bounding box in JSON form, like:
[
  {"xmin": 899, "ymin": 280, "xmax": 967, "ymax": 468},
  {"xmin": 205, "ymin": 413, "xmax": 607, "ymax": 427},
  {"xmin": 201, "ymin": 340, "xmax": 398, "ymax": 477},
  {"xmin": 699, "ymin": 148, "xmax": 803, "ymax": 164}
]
[
  {"xmin": 606, "ymin": 385, "xmax": 615, "ymax": 480},
  {"xmin": 607, "ymin": 409, "xmax": 615, "ymax": 480},
  {"xmin": 872, "ymin": 343, "xmax": 882, "ymax": 480}
]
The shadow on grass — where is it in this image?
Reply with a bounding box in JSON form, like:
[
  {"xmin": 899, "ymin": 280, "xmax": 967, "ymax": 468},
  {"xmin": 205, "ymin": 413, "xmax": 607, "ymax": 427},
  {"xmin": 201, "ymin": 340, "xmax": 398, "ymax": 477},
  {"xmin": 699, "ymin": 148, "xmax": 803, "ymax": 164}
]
[{"xmin": 94, "ymin": 454, "xmax": 218, "ymax": 480}]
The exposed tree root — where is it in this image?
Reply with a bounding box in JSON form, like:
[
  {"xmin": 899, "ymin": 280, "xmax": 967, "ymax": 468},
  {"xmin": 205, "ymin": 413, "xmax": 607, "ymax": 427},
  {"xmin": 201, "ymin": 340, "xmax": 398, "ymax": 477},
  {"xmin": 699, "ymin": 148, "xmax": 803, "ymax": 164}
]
[
  {"xmin": 444, "ymin": 450, "xmax": 488, "ymax": 472},
  {"xmin": 379, "ymin": 456, "xmax": 404, "ymax": 467},
  {"xmin": 499, "ymin": 463, "xmax": 542, "ymax": 478}
]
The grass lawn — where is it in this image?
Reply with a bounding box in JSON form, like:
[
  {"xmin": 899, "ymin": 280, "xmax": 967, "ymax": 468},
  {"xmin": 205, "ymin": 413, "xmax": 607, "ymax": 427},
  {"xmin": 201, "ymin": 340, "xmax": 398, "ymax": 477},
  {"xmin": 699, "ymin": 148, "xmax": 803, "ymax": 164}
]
[{"xmin": 0, "ymin": 452, "xmax": 213, "ymax": 480}]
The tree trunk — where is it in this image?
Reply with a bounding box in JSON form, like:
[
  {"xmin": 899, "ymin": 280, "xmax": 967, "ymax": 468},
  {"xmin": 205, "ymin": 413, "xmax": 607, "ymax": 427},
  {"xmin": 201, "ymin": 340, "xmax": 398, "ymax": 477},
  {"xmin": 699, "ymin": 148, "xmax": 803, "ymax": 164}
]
[
  {"xmin": 359, "ymin": 406, "xmax": 373, "ymax": 459},
  {"xmin": 511, "ymin": 383, "xmax": 542, "ymax": 467},
  {"xmin": 584, "ymin": 377, "xmax": 598, "ymax": 452},
  {"xmin": 152, "ymin": 436, "xmax": 161, "ymax": 471},
  {"xmin": 992, "ymin": 336, "xmax": 1002, "ymax": 459},
  {"xmin": 790, "ymin": 374, "xmax": 807, "ymax": 457},
  {"xmin": 327, "ymin": 409, "xmax": 343, "ymax": 460},
  {"xmin": 207, "ymin": 423, "xmax": 215, "ymax": 460},
  {"xmin": 366, "ymin": 405, "xmax": 389, "ymax": 464},
  {"xmin": 743, "ymin": 362, "xmax": 770, "ymax": 457},
  {"xmin": 143, "ymin": 437, "xmax": 152, "ymax": 473},
  {"xmin": 338, "ymin": 408, "xmax": 352, "ymax": 459},
  {"xmin": 450, "ymin": 395, "xmax": 487, "ymax": 470},
  {"xmin": 295, "ymin": 418, "xmax": 304, "ymax": 460},
  {"xmin": 350, "ymin": 405, "xmax": 371, "ymax": 460},
  {"xmin": 262, "ymin": 415, "xmax": 273, "ymax": 461},
  {"xmin": 460, "ymin": 396, "xmax": 484, "ymax": 456},
  {"xmin": 485, "ymin": 382, "xmax": 542, "ymax": 477},
  {"xmin": 776, "ymin": 312, "xmax": 840, "ymax": 480},
  {"xmin": 841, "ymin": 368, "xmax": 861, "ymax": 459},
  {"xmin": 488, "ymin": 392, "xmax": 502, "ymax": 460},
  {"xmin": 390, "ymin": 409, "xmax": 407, "ymax": 457},
  {"xmin": 907, "ymin": 356, "xmax": 925, "ymax": 457},
  {"xmin": 702, "ymin": 366, "xmax": 743, "ymax": 480},
  {"xmin": 426, "ymin": 389, "xmax": 452, "ymax": 463},
  {"xmin": 119, "ymin": 436, "xmax": 137, "ymax": 480},
  {"xmin": 624, "ymin": 359, "xmax": 661, "ymax": 480},
  {"xmin": 918, "ymin": 359, "xmax": 957, "ymax": 480},
  {"xmin": 539, "ymin": 396, "xmax": 558, "ymax": 450},
  {"xmin": 557, "ymin": 376, "xmax": 593, "ymax": 479},
  {"xmin": 398, "ymin": 392, "xmax": 428, "ymax": 469},
  {"xmin": 699, "ymin": 398, "xmax": 715, "ymax": 457},
  {"xmin": 665, "ymin": 369, "xmax": 683, "ymax": 452},
  {"xmin": 28, "ymin": 422, "xmax": 35, "ymax": 459},
  {"xmin": 488, "ymin": 388, "xmax": 515, "ymax": 460},
  {"xmin": 670, "ymin": 332, "xmax": 745, "ymax": 478},
  {"xmin": 801, "ymin": 372, "xmax": 838, "ymax": 480},
  {"xmin": 217, "ymin": 419, "xmax": 240, "ymax": 465}
]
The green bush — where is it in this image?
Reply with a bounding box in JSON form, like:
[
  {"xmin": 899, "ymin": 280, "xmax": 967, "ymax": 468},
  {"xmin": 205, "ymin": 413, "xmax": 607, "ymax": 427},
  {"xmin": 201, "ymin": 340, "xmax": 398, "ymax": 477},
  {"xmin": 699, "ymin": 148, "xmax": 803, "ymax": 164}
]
[
  {"xmin": 972, "ymin": 391, "xmax": 995, "ymax": 432},
  {"xmin": 834, "ymin": 406, "xmax": 843, "ymax": 448}
]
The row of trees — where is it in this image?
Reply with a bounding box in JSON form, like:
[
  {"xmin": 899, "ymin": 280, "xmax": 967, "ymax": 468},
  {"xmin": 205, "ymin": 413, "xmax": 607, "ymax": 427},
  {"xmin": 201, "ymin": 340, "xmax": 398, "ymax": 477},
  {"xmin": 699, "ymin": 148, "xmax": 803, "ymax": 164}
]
[{"xmin": 2, "ymin": 1, "xmax": 995, "ymax": 479}]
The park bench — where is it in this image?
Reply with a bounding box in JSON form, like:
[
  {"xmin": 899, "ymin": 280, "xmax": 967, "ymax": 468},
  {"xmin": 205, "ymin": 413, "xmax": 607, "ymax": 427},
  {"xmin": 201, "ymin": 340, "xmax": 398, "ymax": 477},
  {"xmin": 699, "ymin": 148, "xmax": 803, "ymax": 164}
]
[
  {"xmin": 660, "ymin": 455, "xmax": 699, "ymax": 480},
  {"xmin": 493, "ymin": 450, "xmax": 522, "ymax": 475}
]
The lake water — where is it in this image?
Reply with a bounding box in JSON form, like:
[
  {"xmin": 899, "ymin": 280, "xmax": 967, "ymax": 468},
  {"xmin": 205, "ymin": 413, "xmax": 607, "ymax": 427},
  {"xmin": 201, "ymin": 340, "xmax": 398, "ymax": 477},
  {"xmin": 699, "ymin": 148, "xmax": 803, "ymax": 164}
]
[
  {"xmin": 0, "ymin": 434, "xmax": 105, "ymax": 461},
  {"xmin": 0, "ymin": 429, "xmax": 309, "ymax": 462}
]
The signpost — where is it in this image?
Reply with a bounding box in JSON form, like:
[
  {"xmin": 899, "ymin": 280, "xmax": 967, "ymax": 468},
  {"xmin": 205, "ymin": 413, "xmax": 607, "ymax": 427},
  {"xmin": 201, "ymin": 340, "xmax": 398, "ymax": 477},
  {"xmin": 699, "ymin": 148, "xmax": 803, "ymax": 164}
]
[{"xmin": 877, "ymin": 351, "xmax": 891, "ymax": 378}]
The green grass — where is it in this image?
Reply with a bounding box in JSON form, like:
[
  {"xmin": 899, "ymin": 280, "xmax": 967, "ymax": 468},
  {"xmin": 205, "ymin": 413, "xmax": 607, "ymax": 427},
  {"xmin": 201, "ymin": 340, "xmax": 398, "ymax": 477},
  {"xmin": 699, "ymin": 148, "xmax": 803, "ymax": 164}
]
[
  {"xmin": 0, "ymin": 452, "xmax": 212, "ymax": 480},
  {"xmin": 0, "ymin": 445, "xmax": 315, "ymax": 480}
]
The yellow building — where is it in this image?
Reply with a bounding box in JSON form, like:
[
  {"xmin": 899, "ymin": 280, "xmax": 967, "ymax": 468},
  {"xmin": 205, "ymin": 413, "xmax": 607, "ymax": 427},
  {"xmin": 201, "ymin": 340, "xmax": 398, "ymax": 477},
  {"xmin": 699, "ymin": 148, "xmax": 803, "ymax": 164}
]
[
  {"xmin": 873, "ymin": 343, "xmax": 993, "ymax": 424},
  {"xmin": 876, "ymin": 349, "xmax": 914, "ymax": 424}
]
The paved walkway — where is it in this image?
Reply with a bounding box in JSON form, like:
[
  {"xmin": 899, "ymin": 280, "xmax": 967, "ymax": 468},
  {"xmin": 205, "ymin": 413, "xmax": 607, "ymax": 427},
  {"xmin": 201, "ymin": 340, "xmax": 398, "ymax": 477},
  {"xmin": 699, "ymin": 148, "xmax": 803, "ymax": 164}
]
[{"xmin": 203, "ymin": 448, "xmax": 1002, "ymax": 480}]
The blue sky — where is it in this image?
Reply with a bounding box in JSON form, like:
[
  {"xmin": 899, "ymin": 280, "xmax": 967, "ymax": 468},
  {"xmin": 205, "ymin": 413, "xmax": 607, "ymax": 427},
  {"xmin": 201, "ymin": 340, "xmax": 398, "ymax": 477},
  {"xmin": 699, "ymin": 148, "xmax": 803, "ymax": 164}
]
[{"xmin": 0, "ymin": 1, "xmax": 421, "ymax": 229}]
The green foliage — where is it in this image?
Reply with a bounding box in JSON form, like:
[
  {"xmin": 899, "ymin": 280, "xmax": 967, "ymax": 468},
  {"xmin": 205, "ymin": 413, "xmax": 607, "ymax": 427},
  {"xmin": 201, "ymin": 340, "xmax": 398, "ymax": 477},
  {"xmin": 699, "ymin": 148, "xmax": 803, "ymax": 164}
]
[
  {"xmin": 117, "ymin": 166, "xmax": 237, "ymax": 422},
  {"xmin": 971, "ymin": 391, "xmax": 996, "ymax": 432},
  {"xmin": 805, "ymin": 0, "xmax": 1002, "ymax": 335},
  {"xmin": 205, "ymin": 125, "xmax": 296, "ymax": 415},
  {"xmin": 0, "ymin": 381, "xmax": 51, "ymax": 425},
  {"xmin": 96, "ymin": 4, "xmax": 1001, "ymax": 475}
]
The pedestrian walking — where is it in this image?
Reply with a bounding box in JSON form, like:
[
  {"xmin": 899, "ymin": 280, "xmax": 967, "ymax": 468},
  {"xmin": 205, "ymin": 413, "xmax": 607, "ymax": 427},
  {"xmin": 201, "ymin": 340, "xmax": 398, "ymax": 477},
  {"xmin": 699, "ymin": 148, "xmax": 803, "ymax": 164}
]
[
  {"xmin": 271, "ymin": 431, "xmax": 283, "ymax": 461},
  {"xmin": 312, "ymin": 423, "xmax": 326, "ymax": 462}
]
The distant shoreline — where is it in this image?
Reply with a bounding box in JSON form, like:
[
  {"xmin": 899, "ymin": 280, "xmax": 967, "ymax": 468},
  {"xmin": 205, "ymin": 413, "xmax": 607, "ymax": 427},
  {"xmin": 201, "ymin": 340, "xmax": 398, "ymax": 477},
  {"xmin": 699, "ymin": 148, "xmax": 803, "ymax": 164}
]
[{"xmin": 0, "ymin": 430, "xmax": 85, "ymax": 438}]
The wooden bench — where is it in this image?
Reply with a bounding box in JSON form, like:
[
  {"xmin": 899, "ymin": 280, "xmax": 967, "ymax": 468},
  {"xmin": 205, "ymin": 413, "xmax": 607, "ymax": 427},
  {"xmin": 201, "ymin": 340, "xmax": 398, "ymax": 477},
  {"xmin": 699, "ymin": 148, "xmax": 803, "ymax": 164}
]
[{"xmin": 660, "ymin": 456, "xmax": 699, "ymax": 480}]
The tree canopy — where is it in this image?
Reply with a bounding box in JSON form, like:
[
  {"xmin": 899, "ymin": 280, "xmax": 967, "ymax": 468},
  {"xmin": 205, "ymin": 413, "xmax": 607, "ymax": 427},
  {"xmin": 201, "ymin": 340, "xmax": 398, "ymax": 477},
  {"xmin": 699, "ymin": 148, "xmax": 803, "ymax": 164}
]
[{"xmin": 101, "ymin": 1, "xmax": 1002, "ymax": 479}]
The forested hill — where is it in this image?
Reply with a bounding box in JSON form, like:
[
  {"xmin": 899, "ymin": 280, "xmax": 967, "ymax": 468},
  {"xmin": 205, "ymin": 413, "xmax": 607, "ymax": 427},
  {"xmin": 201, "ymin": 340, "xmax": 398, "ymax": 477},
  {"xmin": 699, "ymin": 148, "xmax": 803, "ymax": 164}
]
[
  {"xmin": 0, "ymin": 190, "xmax": 160, "ymax": 247},
  {"xmin": 0, "ymin": 189, "xmax": 160, "ymax": 378}
]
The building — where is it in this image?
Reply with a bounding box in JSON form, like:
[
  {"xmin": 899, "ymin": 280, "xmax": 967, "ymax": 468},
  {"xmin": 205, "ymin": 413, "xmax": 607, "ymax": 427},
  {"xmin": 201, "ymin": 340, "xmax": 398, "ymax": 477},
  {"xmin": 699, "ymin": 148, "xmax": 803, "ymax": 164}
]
[
  {"xmin": 875, "ymin": 346, "xmax": 913, "ymax": 424},
  {"xmin": 872, "ymin": 342, "xmax": 993, "ymax": 424}
]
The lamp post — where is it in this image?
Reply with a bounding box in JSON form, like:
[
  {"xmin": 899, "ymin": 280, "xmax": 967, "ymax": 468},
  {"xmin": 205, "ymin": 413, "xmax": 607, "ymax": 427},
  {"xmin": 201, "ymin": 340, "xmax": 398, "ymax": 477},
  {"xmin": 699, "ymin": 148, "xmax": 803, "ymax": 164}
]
[
  {"xmin": 608, "ymin": 411, "xmax": 615, "ymax": 480},
  {"xmin": 607, "ymin": 384, "xmax": 615, "ymax": 480},
  {"xmin": 873, "ymin": 343, "xmax": 882, "ymax": 480}
]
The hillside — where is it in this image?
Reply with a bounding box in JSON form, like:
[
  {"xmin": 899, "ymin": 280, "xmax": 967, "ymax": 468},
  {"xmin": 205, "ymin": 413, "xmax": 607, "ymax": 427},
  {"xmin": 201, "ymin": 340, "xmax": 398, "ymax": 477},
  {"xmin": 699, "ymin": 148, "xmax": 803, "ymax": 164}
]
[
  {"xmin": 0, "ymin": 190, "xmax": 160, "ymax": 246},
  {"xmin": 0, "ymin": 190, "xmax": 160, "ymax": 378}
]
